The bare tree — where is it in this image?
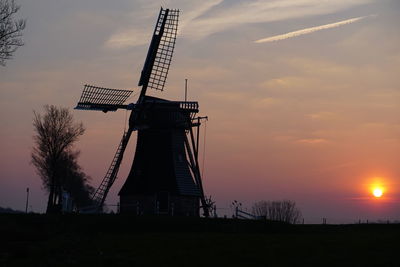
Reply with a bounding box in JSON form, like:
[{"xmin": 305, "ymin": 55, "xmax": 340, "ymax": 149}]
[
  {"xmin": 204, "ymin": 195, "xmax": 216, "ymax": 217},
  {"xmin": 252, "ymin": 200, "xmax": 302, "ymax": 224},
  {"xmin": 0, "ymin": 0, "xmax": 26, "ymax": 66},
  {"xmin": 32, "ymin": 105, "xmax": 85, "ymax": 213}
]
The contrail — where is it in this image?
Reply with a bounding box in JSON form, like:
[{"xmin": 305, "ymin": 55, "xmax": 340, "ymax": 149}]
[{"xmin": 255, "ymin": 16, "xmax": 368, "ymax": 43}]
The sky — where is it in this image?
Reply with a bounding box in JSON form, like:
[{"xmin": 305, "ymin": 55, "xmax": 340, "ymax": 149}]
[{"xmin": 0, "ymin": 0, "xmax": 399, "ymax": 223}]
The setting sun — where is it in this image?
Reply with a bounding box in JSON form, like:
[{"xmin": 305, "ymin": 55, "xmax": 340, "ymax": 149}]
[
  {"xmin": 372, "ymin": 188, "xmax": 383, "ymax": 198},
  {"xmin": 368, "ymin": 177, "xmax": 388, "ymax": 199}
]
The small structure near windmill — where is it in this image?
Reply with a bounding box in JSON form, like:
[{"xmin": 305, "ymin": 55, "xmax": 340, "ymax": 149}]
[{"xmin": 75, "ymin": 8, "xmax": 210, "ymax": 217}]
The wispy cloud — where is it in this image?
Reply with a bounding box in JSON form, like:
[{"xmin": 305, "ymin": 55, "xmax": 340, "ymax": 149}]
[
  {"xmin": 105, "ymin": 28, "xmax": 150, "ymax": 49},
  {"xmin": 185, "ymin": 0, "xmax": 373, "ymax": 38},
  {"xmin": 309, "ymin": 111, "xmax": 337, "ymax": 120},
  {"xmin": 179, "ymin": 0, "xmax": 223, "ymax": 35},
  {"xmin": 296, "ymin": 138, "xmax": 329, "ymax": 144},
  {"xmin": 255, "ymin": 16, "xmax": 368, "ymax": 43},
  {"xmin": 105, "ymin": 0, "xmax": 223, "ymax": 49},
  {"xmin": 105, "ymin": 0, "xmax": 373, "ymax": 47}
]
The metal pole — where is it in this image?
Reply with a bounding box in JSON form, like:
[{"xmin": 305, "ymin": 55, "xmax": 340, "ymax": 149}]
[
  {"xmin": 25, "ymin": 187, "xmax": 29, "ymax": 213},
  {"xmin": 184, "ymin": 79, "xmax": 188, "ymax": 102},
  {"xmin": 196, "ymin": 117, "xmax": 200, "ymax": 159}
]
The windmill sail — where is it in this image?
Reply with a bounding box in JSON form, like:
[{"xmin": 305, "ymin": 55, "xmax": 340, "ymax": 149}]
[
  {"xmin": 91, "ymin": 130, "xmax": 133, "ymax": 210},
  {"xmin": 76, "ymin": 85, "xmax": 133, "ymax": 112},
  {"xmin": 74, "ymin": 84, "xmax": 134, "ymax": 211},
  {"xmin": 138, "ymin": 8, "xmax": 179, "ymax": 95}
]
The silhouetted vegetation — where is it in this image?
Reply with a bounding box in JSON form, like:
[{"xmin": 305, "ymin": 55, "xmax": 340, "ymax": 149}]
[
  {"xmin": 252, "ymin": 200, "xmax": 302, "ymax": 224},
  {"xmin": 55, "ymin": 150, "xmax": 94, "ymax": 209},
  {"xmin": 1, "ymin": 214, "xmax": 399, "ymax": 266},
  {"xmin": 0, "ymin": 0, "xmax": 25, "ymax": 66},
  {"xmin": 31, "ymin": 105, "xmax": 91, "ymax": 213},
  {"xmin": 0, "ymin": 206, "xmax": 22, "ymax": 213}
]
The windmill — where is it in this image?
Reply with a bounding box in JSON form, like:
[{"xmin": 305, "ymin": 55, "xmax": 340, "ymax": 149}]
[{"xmin": 75, "ymin": 8, "xmax": 210, "ymax": 217}]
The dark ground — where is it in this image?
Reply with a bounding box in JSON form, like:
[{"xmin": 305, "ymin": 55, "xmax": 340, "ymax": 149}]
[{"xmin": 1, "ymin": 214, "xmax": 399, "ymax": 267}]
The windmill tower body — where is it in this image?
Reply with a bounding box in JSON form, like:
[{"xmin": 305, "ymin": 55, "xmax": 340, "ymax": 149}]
[
  {"xmin": 75, "ymin": 8, "xmax": 210, "ymax": 216},
  {"xmin": 119, "ymin": 96, "xmax": 201, "ymax": 215}
]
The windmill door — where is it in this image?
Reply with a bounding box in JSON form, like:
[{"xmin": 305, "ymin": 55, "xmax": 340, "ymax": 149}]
[{"xmin": 156, "ymin": 191, "xmax": 170, "ymax": 214}]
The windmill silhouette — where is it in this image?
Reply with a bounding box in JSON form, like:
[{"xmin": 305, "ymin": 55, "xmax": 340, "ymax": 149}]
[{"xmin": 75, "ymin": 8, "xmax": 210, "ymax": 217}]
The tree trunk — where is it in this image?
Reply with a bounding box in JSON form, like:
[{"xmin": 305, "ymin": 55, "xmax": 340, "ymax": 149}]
[{"xmin": 46, "ymin": 184, "xmax": 54, "ymax": 213}]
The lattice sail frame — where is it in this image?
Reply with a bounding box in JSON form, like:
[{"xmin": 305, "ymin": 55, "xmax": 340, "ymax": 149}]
[
  {"xmin": 148, "ymin": 9, "xmax": 178, "ymax": 91},
  {"xmin": 76, "ymin": 84, "xmax": 133, "ymax": 111}
]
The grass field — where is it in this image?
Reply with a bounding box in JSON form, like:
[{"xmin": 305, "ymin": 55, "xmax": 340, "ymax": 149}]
[{"xmin": 1, "ymin": 214, "xmax": 399, "ymax": 266}]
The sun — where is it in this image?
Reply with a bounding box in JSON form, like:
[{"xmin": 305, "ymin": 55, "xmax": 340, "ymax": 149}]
[{"xmin": 372, "ymin": 188, "xmax": 383, "ymax": 198}]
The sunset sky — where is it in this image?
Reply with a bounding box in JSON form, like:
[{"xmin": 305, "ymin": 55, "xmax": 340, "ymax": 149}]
[{"xmin": 0, "ymin": 0, "xmax": 399, "ymax": 223}]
